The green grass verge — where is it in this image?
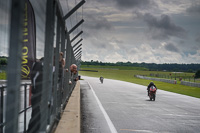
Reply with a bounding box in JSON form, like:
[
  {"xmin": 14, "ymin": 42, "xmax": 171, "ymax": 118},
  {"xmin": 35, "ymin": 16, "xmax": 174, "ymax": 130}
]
[
  {"xmin": 0, "ymin": 71, "xmax": 6, "ymax": 80},
  {"xmin": 81, "ymin": 65, "xmax": 148, "ymax": 70},
  {"xmin": 79, "ymin": 68, "xmax": 200, "ymax": 98}
]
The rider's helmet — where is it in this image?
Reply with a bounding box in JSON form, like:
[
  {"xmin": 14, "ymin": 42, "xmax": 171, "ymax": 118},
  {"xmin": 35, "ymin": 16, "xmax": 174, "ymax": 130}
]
[{"xmin": 150, "ymin": 81, "xmax": 154, "ymax": 85}]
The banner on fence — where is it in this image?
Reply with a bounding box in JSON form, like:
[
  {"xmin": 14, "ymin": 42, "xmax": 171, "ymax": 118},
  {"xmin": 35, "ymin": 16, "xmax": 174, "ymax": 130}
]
[{"xmin": 21, "ymin": 0, "xmax": 36, "ymax": 79}]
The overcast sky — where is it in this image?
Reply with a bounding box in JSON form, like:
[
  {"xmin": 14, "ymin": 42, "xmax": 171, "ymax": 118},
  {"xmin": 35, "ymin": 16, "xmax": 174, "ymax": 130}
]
[
  {"xmin": 77, "ymin": 0, "xmax": 200, "ymax": 63},
  {"xmin": 0, "ymin": 0, "xmax": 199, "ymax": 64}
]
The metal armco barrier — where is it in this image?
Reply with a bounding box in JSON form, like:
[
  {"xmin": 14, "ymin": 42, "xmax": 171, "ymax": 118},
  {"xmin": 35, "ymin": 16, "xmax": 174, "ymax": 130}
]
[
  {"xmin": 136, "ymin": 75, "xmax": 200, "ymax": 88},
  {"xmin": 181, "ymin": 81, "xmax": 200, "ymax": 88},
  {"xmin": 135, "ymin": 75, "xmax": 176, "ymax": 84},
  {"xmin": 1, "ymin": 0, "xmax": 84, "ymax": 133}
]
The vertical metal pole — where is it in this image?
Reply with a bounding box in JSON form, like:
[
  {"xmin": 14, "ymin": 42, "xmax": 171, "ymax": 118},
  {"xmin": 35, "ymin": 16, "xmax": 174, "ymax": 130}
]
[
  {"xmin": 68, "ymin": 40, "xmax": 73, "ymax": 92},
  {"xmin": 71, "ymin": 46, "xmax": 76, "ymax": 88},
  {"xmin": 24, "ymin": 84, "xmax": 27, "ymax": 132},
  {"xmin": 0, "ymin": 87, "xmax": 4, "ymax": 133},
  {"xmin": 56, "ymin": 18, "xmax": 62, "ymax": 119},
  {"xmin": 71, "ymin": 45, "xmax": 74, "ymax": 64},
  {"xmin": 60, "ymin": 22, "xmax": 65, "ymax": 105},
  {"xmin": 69, "ymin": 45, "xmax": 72, "ymax": 66},
  {"xmin": 53, "ymin": 14, "xmax": 60, "ymax": 118},
  {"xmin": 65, "ymin": 30, "xmax": 71, "ymax": 98},
  {"xmin": 5, "ymin": 0, "xmax": 25, "ymax": 132},
  {"xmin": 61, "ymin": 24, "xmax": 65, "ymax": 54},
  {"xmin": 40, "ymin": 0, "xmax": 55, "ymax": 131}
]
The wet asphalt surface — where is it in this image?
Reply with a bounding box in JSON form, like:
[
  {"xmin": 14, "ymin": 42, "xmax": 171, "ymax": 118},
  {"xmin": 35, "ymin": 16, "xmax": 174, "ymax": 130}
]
[{"xmin": 81, "ymin": 76, "xmax": 200, "ymax": 133}]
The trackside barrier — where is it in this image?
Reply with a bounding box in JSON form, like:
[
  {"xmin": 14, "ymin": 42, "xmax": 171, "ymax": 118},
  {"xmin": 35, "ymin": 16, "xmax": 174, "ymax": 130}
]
[
  {"xmin": 135, "ymin": 75, "xmax": 176, "ymax": 84},
  {"xmin": 181, "ymin": 81, "xmax": 200, "ymax": 88},
  {"xmin": 136, "ymin": 75, "xmax": 200, "ymax": 88},
  {"xmin": 0, "ymin": 83, "xmax": 32, "ymax": 133},
  {"xmin": 2, "ymin": 0, "xmax": 84, "ymax": 133}
]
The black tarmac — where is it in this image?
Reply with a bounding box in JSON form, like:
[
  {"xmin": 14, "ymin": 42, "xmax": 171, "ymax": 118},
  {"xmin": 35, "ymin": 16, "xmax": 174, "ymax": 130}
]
[{"xmin": 81, "ymin": 76, "xmax": 200, "ymax": 133}]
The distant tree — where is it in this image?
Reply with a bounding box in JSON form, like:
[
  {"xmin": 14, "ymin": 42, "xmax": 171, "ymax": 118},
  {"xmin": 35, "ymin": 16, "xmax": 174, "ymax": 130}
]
[
  {"xmin": 195, "ymin": 70, "xmax": 200, "ymax": 78},
  {"xmin": 80, "ymin": 60, "xmax": 200, "ymax": 72},
  {"xmin": 0, "ymin": 58, "xmax": 7, "ymax": 65},
  {"xmin": 188, "ymin": 69, "xmax": 193, "ymax": 73}
]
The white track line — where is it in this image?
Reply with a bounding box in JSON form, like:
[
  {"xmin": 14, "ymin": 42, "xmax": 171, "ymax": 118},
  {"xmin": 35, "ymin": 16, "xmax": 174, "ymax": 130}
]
[{"xmin": 87, "ymin": 81, "xmax": 118, "ymax": 133}]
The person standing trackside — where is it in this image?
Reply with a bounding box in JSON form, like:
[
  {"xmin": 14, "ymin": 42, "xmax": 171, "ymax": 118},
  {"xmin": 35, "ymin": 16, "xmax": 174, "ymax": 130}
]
[
  {"xmin": 69, "ymin": 64, "xmax": 78, "ymax": 85},
  {"xmin": 27, "ymin": 58, "xmax": 43, "ymax": 133},
  {"xmin": 58, "ymin": 52, "xmax": 65, "ymax": 82}
]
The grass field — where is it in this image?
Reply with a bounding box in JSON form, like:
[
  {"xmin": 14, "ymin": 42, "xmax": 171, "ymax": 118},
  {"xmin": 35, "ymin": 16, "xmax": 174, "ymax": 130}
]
[
  {"xmin": 1, "ymin": 65, "xmax": 199, "ymax": 98},
  {"xmin": 79, "ymin": 66, "xmax": 200, "ymax": 98},
  {"xmin": 0, "ymin": 71, "xmax": 6, "ymax": 80}
]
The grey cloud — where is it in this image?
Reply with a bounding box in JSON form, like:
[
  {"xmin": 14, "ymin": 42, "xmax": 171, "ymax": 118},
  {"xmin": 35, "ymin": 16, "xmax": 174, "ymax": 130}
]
[
  {"xmin": 115, "ymin": 0, "xmax": 156, "ymax": 9},
  {"xmin": 186, "ymin": 4, "xmax": 200, "ymax": 15},
  {"xmin": 179, "ymin": 40, "xmax": 185, "ymax": 44},
  {"xmin": 86, "ymin": 0, "xmax": 109, "ymax": 2},
  {"xmin": 82, "ymin": 13, "xmax": 113, "ymax": 39},
  {"xmin": 110, "ymin": 37, "xmax": 124, "ymax": 44},
  {"xmin": 164, "ymin": 43, "xmax": 179, "ymax": 52},
  {"xmin": 84, "ymin": 14, "xmax": 113, "ymax": 30},
  {"xmin": 136, "ymin": 12, "xmax": 187, "ymax": 40},
  {"xmin": 93, "ymin": 41, "xmax": 107, "ymax": 49},
  {"xmin": 195, "ymin": 35, "xmax": 200, "ymax": 42},
  {"xmin": 86, "ymin": 0, "xmax": 156, "ymax": 10},
  {"xmin": 159, "ymin": 0, "xmax": 184, "ymax": 5}
]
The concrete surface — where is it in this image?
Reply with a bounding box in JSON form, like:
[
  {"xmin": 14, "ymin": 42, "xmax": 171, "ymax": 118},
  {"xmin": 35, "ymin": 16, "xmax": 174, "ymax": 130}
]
[{"xmin": 54, "ymin": 81, "xmax": 80, "ymax": 133}]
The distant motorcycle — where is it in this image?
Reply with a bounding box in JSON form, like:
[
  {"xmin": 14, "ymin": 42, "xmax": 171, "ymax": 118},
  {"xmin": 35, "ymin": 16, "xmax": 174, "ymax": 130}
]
[
  {"xmin": 149, "ymin": 86, "xmax": 157, "ymax": 101},
  {"xmin": 100, "ymin": 77, "xmax": 104, "ymax": 84}
]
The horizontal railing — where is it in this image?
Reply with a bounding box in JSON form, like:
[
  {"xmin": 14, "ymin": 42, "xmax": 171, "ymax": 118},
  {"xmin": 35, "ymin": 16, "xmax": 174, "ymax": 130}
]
[
  {"xmin": 181, "ymin": 81, "xmax": 200, "ymax": 88},
  {"xmin": 0, "ymin": 83, "xmax": 32, "ymax": 133},
  {"xmin": 0, "ymin": 77, "xmax": 77, "ymax": 133},
  {"xmin": 135, "ymin": 75, "xmax": 176, "ymax": 84}
]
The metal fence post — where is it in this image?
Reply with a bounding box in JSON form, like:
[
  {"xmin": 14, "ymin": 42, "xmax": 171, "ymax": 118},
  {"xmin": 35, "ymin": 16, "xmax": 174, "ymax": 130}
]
[
  {"xmin": 61, "ymin": 23, "xmax": 65, "ymax": 54},
  {"xmin": 60, "ymin": 22, "xmax": 66, "ymax": 105},
  {"xmin": 53, "ymin": 13, "xmax": 61, "ymax": 120},
  {"xmin": 24, "ymin": 84, "xmax": 27, "ymax": 132},
  {"xmin": 0, "ymin": 87, "xmax": 4, "ymax": 133},
  {"xmin": 65, "ymin": 31, "xmax": 71, "ymax": 101},
  {"xmin": 40, "ymin": 0, "xmax": 55, "ymax": 131},
  {"xmin": 5, "ymin": 0, "xmax": 25, "ymax": 132}
]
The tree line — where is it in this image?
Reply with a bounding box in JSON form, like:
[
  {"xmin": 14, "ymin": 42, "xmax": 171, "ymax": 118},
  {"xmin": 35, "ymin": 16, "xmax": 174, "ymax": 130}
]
[
  {"xmin": 0, "ymin": 56, "xmax": 7, "ymax": 65},
  {"xmin": 1, "ymin": 57, "xmax": 199, "ymax": 73},
  {"xmin": 81, "ymin": 60, "xmax": 200, "ymax": 72}
]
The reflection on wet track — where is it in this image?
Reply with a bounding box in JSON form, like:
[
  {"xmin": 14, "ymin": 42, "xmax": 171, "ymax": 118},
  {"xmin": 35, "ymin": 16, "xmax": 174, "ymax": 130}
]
[{"xmin": 81, "ymin": 76, "xmax": 200, "ymax": 133}]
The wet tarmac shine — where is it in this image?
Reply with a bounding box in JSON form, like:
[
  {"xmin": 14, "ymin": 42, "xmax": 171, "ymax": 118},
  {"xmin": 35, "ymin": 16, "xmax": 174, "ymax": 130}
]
[{"xmin": 81, "ymin": 76, "xmax": 200, "ymax": 133}]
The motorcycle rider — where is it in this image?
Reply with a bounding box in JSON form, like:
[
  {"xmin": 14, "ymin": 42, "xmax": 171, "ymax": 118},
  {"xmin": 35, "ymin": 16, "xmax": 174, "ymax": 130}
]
[
  {"xmin": 99, "ymin": 76, "xmax": 104, "ymax": 83},
  {"xmin": 147, "ymin": 81, "xmax": 157, "ymax": 96}
]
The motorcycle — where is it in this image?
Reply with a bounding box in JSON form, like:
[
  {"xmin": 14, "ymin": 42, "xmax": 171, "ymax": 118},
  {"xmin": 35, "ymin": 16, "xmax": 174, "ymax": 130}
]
[
  {"xmin": 100, "ymin": 77, "xmax": 104, "ymax": 84},
  {"xmin": 149, "ymin": 86, "xmax": 157, "ymax": 101}
]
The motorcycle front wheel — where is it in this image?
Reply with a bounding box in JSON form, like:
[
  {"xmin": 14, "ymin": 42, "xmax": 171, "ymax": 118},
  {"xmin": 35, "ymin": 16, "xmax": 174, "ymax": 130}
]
[{"xmin": 153, "ymin": 95, "xmax": 156, "ymax": 101}]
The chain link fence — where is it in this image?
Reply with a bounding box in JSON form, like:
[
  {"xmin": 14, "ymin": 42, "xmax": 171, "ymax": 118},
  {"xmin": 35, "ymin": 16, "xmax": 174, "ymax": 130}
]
[{"xmin": 0, "ymin": 0, "xmax": 84, "ymax": 132}]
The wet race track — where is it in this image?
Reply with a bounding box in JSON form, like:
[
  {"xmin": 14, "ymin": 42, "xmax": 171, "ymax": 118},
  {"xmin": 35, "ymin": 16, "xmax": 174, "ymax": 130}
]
[{"xmin": 81, "ymin": 76, "xmax": 200, "ymax": 133}]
